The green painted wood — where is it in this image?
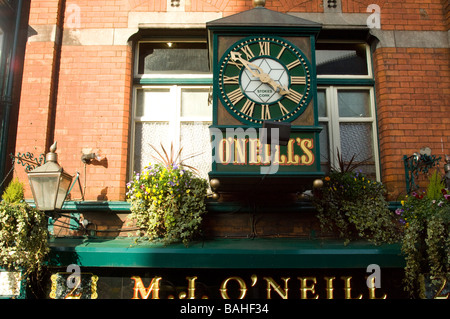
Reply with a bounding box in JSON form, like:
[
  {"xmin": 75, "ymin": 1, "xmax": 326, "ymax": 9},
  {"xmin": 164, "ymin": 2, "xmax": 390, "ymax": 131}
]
[{"xmin": 48, "ymin": 237, "xmax": 404, "ymax": 269}]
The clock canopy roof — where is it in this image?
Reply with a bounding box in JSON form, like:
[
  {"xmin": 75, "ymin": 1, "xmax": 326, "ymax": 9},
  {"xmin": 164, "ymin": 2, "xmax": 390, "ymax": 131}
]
[{"xmin": 206, "ymin": 7, "xmax": 321, "ymax": 30}]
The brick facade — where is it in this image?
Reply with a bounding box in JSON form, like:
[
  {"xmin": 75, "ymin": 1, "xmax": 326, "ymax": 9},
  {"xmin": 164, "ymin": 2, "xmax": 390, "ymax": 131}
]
[{"xmin": 10, "ymin": 0, "xmax": 450, "ymax": 210}]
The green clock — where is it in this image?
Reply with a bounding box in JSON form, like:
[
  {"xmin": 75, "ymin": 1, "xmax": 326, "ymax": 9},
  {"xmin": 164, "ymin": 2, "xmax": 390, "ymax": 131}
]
[{"xmin": 218, "ymin": 36, "xmax": 312, "ymax": 124}]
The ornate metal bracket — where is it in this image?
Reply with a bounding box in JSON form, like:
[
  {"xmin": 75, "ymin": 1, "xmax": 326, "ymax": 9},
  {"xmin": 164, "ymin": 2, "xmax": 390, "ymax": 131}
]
[
  {"xmin": 404, "ymin": 153, "xmax": 441, "ymax": 194},
  {"xmin": 10, "ymin": 152, "xmax": 46, "ymax": 172}
]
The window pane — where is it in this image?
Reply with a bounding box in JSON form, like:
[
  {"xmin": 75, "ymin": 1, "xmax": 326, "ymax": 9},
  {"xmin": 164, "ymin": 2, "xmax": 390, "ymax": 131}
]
[
  {"xmin": 181, "ymin": 88, "xmax": 211, "ymax": 118},
  {"xmin": 316, "ymin": 43, "xmax": 368, "ymax": 76},
  {"xmin": 138, "ymin": 42, "xmax": 209, "ymax": 75},
  {"xmin": 136, "ymin": 88, "xmax": 172, "ymax": 119},
  {"xmin": 317, "ymin": 90, "xmax": 327, "ymax": 117},
  {"xmin": 133, "ymin": 122, "xmax": 170, "ymax": 173},
  {"xmin": 180, "ymin": 122, "xmax": 212, "ymax": 180},
  {"xmin": 338, "ymin": 90, "xmax": 371, "ymax": 117},
  {"xmin": 339, "ymin": 123, "xmax": 376, "ymax": 178},
  {"xmin": 319, "ymin": 122, "xmax": 330, "ymax": 173},
  {"xmin": 0, "ymin": 28, "xmax": 3, "ymax": 62}
]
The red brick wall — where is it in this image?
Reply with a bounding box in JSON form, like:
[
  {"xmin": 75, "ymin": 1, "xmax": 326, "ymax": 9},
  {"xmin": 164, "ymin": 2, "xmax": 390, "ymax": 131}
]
[
  {"xmin": 13, "ymin": 0, "xmax": 450, "ymax": 203},
  {"xmin": 54, "ymin": 44, "xmax": 132, "ymax": 201},
  {"xmin": 373, "ymin": 47, "xmax": 450, "ymax": 199},
  {"xmin": 343, "ymin": 0, "xmax": 447, "ymax": 30}
]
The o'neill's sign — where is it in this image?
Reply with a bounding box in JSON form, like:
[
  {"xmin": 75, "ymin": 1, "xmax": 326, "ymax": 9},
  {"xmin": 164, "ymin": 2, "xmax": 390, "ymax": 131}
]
[{"xmin": 209, "ymin": 127, "xmax": 319, "ymax": 175}]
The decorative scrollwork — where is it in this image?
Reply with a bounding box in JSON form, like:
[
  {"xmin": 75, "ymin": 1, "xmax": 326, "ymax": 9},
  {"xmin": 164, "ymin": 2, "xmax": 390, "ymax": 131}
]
[
  {"xmin": 10, "ymin": 152, "xmax": 46, "ymax": 172},
  {"xmin": 404, "ymin": 153, "xmax": 441, "ymax": 194}
]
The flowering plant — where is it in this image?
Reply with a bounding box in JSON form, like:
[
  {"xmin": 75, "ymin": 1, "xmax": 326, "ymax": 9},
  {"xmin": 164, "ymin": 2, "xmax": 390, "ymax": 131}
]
[
  {"xmin": 396, "ymin": 171, "xmax": 450, "ymax": 298},
  {"xmin": 126, "ymin": 162, "xmax": 208, "ymax": 245},
  {"xmin": 313, "ymin": 170, "xmax": 400, "ymax": 245}
]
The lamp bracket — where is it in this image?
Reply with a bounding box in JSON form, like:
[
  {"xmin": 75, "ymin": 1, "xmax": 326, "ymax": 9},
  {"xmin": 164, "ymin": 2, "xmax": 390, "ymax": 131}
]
[{"xmin": 10, "ymin": 152, "xmax": 46, "ymax": 172}]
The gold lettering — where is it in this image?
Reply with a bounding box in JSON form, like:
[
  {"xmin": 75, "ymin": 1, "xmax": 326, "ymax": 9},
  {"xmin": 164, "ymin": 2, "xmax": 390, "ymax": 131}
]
[
  {"xmin": 261, "ymin": 104, "xmax": 271, "ymax": 120},
  {"xmin": 278, "ymin": 101, "xmax": 289, "ymax": 116},
  {"xmin": 223, "ymin": 75, "xmax": 239, "ymax": 84},
  {"xmin": 186, "ymin": 276, "xmax": 197, "ymax": 299},
  {"xmin": 286, "ymin": 139, "xmax": 300, "ymax": 164},
  {"xmin": 263, "ymin": 277, "xmax": 290, "ymax": 299},
  {"xmin": 298, "ymin": 138, "xmax": 314, "ymax": 165},
  {"xmin": 367, "ymin": 277, "xmax": 387, "ymax": 299},
  {"xmin": 228, "ymin": 88, "xmax": 245, "ymax": 105},
  {"xmin": 298, "ymin": 277, "xmax": 319, "ymax": 299},
  {"xmin": 240, "ymin": 45, "xmax": 255, "ymax": 59},
  {"xmin": 286, "ymin": 89, "xmax": 303, "ymax": 104},
  {"xmin": 259, "ymin": 41, "xmax": 270, "ymax": 56},
  {"xmin": 291, "ymin": 76, "xmax": 306, "ymax": 85},
  {"xmin": 131, "ymin": 276, "xmax": 162, "ymax": 299},
  {"xmin": 241, "ymin": 100, "xmax": 255, "ymax": 117},
  {"xmin": 248, "ymin": 138, "xmax": 260, "ymax": 164},
  {"xmin": 234, "ymin": 138, "xmax": 247, "ymax": 164},
  {"xmin": 218, "ymin": 138, "xmax": 232, "ymax": 164},
  {"xmin": 341, "ymin": 276, "xmax": 363, "ymax": 299},
  {"xmin": 276, "ymin": 46, "xmax": 286, "ymax": 59},
  {"xmin": 220, "ymin": 277, "xmax": 247, "ymax": 299},
  {"xmin": 324, "ymin": 277, "xmax": 335, "ymax": 299},
  {"xmin": 432, "ymin": 276, "xmax": 449, "ymax": 299},
  {"xmin": 286, "ymin": 60, "xmax": 301, "ymax": 70}
]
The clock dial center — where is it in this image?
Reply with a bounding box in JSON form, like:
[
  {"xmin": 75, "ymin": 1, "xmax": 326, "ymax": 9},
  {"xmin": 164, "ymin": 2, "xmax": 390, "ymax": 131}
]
[{"xmin": 240, "ymin": 57, "xmax": 289, "ymax": 104}]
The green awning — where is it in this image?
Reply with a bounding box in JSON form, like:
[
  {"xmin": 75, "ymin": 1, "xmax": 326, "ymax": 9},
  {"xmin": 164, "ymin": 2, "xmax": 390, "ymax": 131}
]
[{"xmin": 48, "ymin": 237, "xmax": 404, "ymax": 269}]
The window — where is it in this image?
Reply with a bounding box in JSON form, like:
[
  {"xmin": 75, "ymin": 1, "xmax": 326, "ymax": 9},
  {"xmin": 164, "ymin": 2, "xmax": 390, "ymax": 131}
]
[
  {"xmin": 131, "ymin": 40, "xmax": 212, "ymax": 180},
  {"xmin": 316, "ymin": 42, "xmax": 380, "ymax": 180}
]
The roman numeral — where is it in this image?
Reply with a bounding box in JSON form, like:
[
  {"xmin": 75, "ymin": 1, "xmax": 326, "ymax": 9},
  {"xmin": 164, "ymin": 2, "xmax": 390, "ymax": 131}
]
[
  {"xmin": 259, "ymin": 41, "xmax": 270, "ymax": 56},
  {"xmin": 228, "ymin": 88, "xmax": 244, "ymax": 104},
  {"xmin": 240, "ymin": 45, "xmax": 255, "ymax": 60},
  {"xmin": 286, "ymin": 60, "xmax": 301, "ymax": 70},
  {"xmin": 278, "ymin": 101, "xmax": 290, "ymax": 116},
  {"xmin": 276, "ymin": 47, "xmax": 286, "ymax": 59},
  {"xmin": 286, "ymin": 89, "xmax": 303, "ymax": 104},
  {"xmin": 227, "ymin": 59, "xmax": 243, "ymax": 70},
  {"xmin": 291, "ymin": 76, "xmax": 306, "ymax": 85},
  {"xmin": 241, "ymin": 100, "xmax": 255, "ymax": 117},
  {"xmin": 261, "ymin": 104, "xmax": 271, "ymax": 120},
  {"xmin": 223, "ymin": 75, "xmax": 240, "ymax": 84}
]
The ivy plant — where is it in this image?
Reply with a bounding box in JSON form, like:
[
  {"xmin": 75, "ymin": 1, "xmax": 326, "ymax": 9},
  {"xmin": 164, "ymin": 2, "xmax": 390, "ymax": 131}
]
[
  {"xmin": 313, "ymin": 170, "xmax": 401, "ymax": 245},
  {"xmin": 396, "ymin": 170, "xmax": 449, "ymax": 298},
  {"xmin": 0, "ymin": 179, "xmax": 49, "ymax": 278}
]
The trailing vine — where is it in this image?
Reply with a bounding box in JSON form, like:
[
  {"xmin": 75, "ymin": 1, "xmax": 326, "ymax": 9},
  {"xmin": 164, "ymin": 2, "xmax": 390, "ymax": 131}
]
[
  {"xmin": 0, "ymin": 179, "xmax": 49, "ymax": 278},
  {"xmin": 313, "ymin": 170, "xmax": 400, "ymax": 245},
  {"xmin": 397, "ymin": 171, "xmax": 450, "ymax": 298}
]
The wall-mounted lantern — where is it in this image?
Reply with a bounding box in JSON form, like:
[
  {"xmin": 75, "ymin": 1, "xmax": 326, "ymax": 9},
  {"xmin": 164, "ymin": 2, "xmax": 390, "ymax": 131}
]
[{"xmin": 27, "ymin": 142, "xmax": 73, "ymax": 211}]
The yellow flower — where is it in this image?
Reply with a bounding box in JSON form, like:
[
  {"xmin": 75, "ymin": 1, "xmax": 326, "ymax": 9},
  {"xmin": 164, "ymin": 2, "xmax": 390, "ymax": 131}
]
[{"xmin": 186, "ymin": 189, "xmax": 191, "ymax": 194}]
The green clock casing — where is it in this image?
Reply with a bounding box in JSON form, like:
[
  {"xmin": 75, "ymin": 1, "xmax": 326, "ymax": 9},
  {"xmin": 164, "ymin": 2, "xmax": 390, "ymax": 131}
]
[{"xmin": 217, "ymin": 36, "xmax": 312, "ymax": 125}]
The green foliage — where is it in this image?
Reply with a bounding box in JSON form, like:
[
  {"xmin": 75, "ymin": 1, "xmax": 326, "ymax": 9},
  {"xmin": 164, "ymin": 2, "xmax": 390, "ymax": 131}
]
[
  {"xmin": 313, "ymin": 171, "xmax": 400, "ymax": 245},
  {"xmin": 426, "ymin": 170, "xmax": 446, "ymax": 201},
  {"xmin": 126, "ymin": 163, "xmax": 208, "ymax": 245},
  {"xmin": 396, "ymin": 184, "xmax": 450, "ymax": 298},
  {"xmin": 0, "ymin": 199, "xmax": 49, "ymax": 277},
  {"xmin": 2, "ymin": 178, "xmax": 25, "ymax": 204}
]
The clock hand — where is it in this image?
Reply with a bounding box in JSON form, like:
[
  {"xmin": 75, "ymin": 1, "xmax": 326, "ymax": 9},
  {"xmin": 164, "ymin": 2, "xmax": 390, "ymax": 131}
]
[
  {"xmin": 230, "ymin": 51, "xmax": 263, "ymax": 78},
  {"xmin": 230, "ymin": 52, "xmax": 288, "ymax": 95}
]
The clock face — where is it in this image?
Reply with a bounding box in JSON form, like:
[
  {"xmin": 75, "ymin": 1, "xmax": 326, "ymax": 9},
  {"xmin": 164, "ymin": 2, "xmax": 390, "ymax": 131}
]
[{"xmin": 218, "ymin": 36, "xmax": 312, "ymax": 124}]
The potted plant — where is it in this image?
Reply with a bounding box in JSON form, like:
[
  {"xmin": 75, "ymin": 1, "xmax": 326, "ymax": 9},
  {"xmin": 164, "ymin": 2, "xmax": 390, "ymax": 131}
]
[
  {"xmin": 313, "ymin": 170, "xmax": 401, "ymax": 245},
  {"xmin": 396, "ymin": 170, "xmax": 450, "ymax": 298},
  {"xmin": 126, "ymin": 144, "xmax": 209, "ymax": 245},
  {"xmin": 313, "ymin": 151, "xmax": 400, "ymax": 245},
  {"xmin": 0, "ymin": 178, "xmax": 49, "ymax": 293}
]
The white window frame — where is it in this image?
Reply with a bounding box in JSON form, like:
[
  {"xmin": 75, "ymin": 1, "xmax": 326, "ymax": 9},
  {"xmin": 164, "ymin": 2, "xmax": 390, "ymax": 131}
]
[
  {"xmin": 318, "ymin": 86, "xmax": 380, "ymax": 181},
  {"xmin": 316, "ymin": 40, "xmax": 373, "ymax": 80},
  {"xmin": 129, "ymin": 39, "xmax": 213, "ymax": 177}
]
